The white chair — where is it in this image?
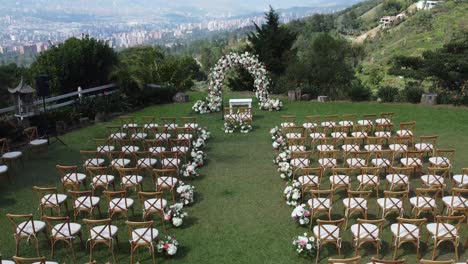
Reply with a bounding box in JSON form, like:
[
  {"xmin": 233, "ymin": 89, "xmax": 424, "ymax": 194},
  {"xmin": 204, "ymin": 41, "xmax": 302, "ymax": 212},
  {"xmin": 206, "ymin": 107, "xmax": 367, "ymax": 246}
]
[
  {"xmin": 44, "ymin": 216, "xmax": 84, "ymax": 259},
  {"xmin": 33, "ymin": 186, "xmax": 68, "ymax": 218},
  {"xmin": 414, "ymin": 135, "xmax": 437, "ymax": 155},
  {"xmin": 7, "ymin": 214, "xmax": 47, "ymax": 256}
]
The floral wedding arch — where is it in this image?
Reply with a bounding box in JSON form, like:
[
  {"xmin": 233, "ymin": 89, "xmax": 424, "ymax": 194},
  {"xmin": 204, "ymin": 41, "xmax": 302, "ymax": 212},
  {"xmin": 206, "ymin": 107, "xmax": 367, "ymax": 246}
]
[{"xmin": 192, "ymin": 52, "xmax": 282, "ymax": 114}]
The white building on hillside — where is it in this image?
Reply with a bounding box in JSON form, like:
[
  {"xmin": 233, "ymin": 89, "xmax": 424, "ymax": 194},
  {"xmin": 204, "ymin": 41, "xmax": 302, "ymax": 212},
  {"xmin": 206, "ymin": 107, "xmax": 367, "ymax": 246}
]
[{"xmin": 417, "ymin": 1, "xmax": 443, "ymax": 10}]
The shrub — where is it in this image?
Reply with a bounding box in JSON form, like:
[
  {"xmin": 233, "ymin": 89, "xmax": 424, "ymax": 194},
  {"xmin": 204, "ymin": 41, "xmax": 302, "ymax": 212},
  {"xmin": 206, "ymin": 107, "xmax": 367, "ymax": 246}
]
[
  {"xmin": 348, "ymin": 80, "xmax": 371, "ymax": 101},
  {"xmin": 377, "ymin": 86, "xmax": 399, "ymax": 102},
  {"xmin": 403, "ymin": 83, "xmax": 425, "ymax": 104},
  {"xmin": 299, "ymin": 82, "xmax": 320, "ymax": 99}
]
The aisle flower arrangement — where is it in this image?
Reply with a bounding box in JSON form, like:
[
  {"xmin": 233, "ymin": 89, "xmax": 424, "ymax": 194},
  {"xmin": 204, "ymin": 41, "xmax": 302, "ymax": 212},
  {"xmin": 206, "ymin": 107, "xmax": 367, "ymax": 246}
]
[
  {"xmin": 292, "ymin": 233, "xmax": 316, "ymax": 257},
  {"xmin": 283, "ymin": 180, "xmax": 301, "ymax": 206},
  {"xmin": 157, "ymin": 235, "xmax": 180, "ymax": 256},
  {"xmin": 239, "ymin": 121, "xmax": 253, "ymax": 133},
  {"xmin": 193, "ymin": 138, "xmax": 205, "ymax": 150},
  {"xmin": 181, "ymin": 163, "xmax": 199, "ymax": 178},
  {"xmin": 223, "ymin": 122, "xmax": 237, "ymax": 133},
  {"xmin": 177, "ymin": 181, "xmax": 195, "ymax": 205},
  {"xmin": 193, "ymin": 52, "xmax": 283, "ymax": 114},
  {"xmin": 291, "ymin": 204, "xmax": 311, "ymax": 226},
  {"xmin": 165, "ymin": 203, "xmax": 188, "ymax": 227},
  {"xmin": 278, "ymin": 161, "xmax": 293, "ymax": 179},
  {"xmin": 197, "ymin": 127, "xmax": 211, "ymax": 141},
  {"xmin": 274, "ymin": 149, "xmax": 291, "ymax": 164},
  {"xmin": 270, "ymin": 126, "xmax": 282, "ymax": 141},
  {"xmin": 272, "ymin": 136, "xmax": 286, "ymax": 151}
]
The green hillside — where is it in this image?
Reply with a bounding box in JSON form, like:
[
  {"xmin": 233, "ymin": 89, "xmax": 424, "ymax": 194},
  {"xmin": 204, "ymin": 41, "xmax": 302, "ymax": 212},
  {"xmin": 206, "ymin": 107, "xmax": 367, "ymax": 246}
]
[{"xmin": 360, "ymin": 0, "xmax": 468, "ymax": 87}]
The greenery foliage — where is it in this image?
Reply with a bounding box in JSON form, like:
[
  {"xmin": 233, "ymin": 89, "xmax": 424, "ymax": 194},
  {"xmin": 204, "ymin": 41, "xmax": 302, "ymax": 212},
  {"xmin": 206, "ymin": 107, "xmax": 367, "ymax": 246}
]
[
  {"xmin": 403, "ymin": 81, "xmax": 425, "ymax": 103},
  {"xmin": 377, "ymin": 85, "xmax": 399, "ymax": 102},
  {"xmin": 348, "ymin": 79, "xmax": 372, "ymax": 101}
]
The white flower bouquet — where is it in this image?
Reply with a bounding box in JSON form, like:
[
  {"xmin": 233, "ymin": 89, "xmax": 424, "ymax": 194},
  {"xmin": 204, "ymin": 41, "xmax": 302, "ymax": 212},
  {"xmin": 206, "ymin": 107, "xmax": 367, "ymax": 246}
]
[
  {"xmin": 191, "ymin": 150, "xmax": 206, "ymax": 167},
  {"xmin": 274, "ymin": 149, "xmax": 291, "ymax": 164},
  {"xmin": 278, "ymin": 161, "xmax": 293, "ymax": 179},
  {"xmin": 197, "ymin": 128, "xmax": 211, "ymax": 140},
  {"xmin": 223, "ymin": 122, "xmax": 237, "ymax": 133},
  {"xmin": 283, "ymin": 180, "xmax": 301, "ymax": 206},
  {"xmin": 193, "ymin": 138, "xmax": 205, "ymax": 150},
  {"xmin": 177, "ymin": 181, "xmax": 195, "ymax": 205},
  {"xmin": 157, "ymin": 235, "xmax": 179, "ymax": 256},
  {"xmin": 272, "ymin": 136, "xmax": 286, "ymax": 150},
  {"xmin": 269, "ymin": 126, "xmax": 283, "ymax": 141},
  {"xmin": 260, "ymin": 98, "xmax": 283, "ymax": 111},
  {"xmin": 180, "ymin": 163, "xmax": 199, "ymax": 178},
  {"xmin": 291, "ymin": 204, "xmax": 311, "ymax": 226},
  {"xmin": 239, "ymin": 121, "xmax": 253, "ymax": 133},
  {"xmin": 292, "ymin": 233, "xmax": 316, "ymax": 257},
  {"xmin": 165, "ymin": 203, "xmax": 188, "ymax": 227}
]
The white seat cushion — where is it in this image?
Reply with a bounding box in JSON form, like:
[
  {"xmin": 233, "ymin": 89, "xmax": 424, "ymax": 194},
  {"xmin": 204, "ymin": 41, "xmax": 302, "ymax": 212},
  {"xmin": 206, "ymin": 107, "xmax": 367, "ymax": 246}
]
[
  {"xmin": 1, "ymin": 260, "xmax": 15, "ymax": 264},
  {"xmin": 339, "ymin": 120, "xmax": 353, "ymax": 127},
  {"xmin": 321, "ymin": 121, "xmax": 336, "ymax": 128},
  {"xmin": 453, "ymin": 174, "xmax": 468, "ymax": 187},
  {"xmin": 110, "ymin": 198, "xmax": 134, "ymax": 210},
  {"xmin": 429, "ymin": 157, "xmax": 450, "ymax": 166},
  {"xmin": 30, "ymin": 139, "xmax": 48, "ymax": 146},
  {"xmin": 281, "ymin": 122, "xmax": 295, "ymax": 128},
  {"xmin": 313, "ymin": 224, "xmax": 340, "ymax": 240},
  {"xmin": 92, "ymin": 175, "xmax": 115, "ymax": 184},
  {"xmin": 307, "ymin": 198, "xmax": 331, "ymax": 210},
  {"xmin": 0, "ymin": 165, "xmax": 8, "ymax": 173},
  {"xmin": 164, "ymin": 124, "xmax": 177, "ymax": 130},
  {"xmin": 391, "ymin": 223, "xmax": 419, "ymax": 239},
  {"xmin": 17, "ymin": 220, "xmax": 46, "ymax": 235},
  {"xmin": 177, "ymin": 134, "xmax": 193, "ymax": 140},
  {"xmin": 396, "ymin": 130, "xmax": 413, "ymax": 137},
  {"xmin": 303, "ymin": 123, "xmax": 316, "ymax": 129},
  {"xmin": 171, "ymin": 146, "xmax": 189, "ymax": 153},
  {"xmin": 144, "ymin": 123, "xmax": 158, "ymax": 129},
  {"xmin": 85, "ymin": 158, "xmax": 105, "ymax": 167},
  {"xmin": 343, "ymin": 198, "xmax": 367, "ymax": 209},
  {"xmin": 346, "ymin": 158, "xmax": 366, "ymax": 167},
  {"xmin": 155, "ymin": 133, "xmax": 171, "ymax": 140},
  {"xmin": 137, "ymin": 158, "xmax": 158, "ymax": 167},
  {"xmin": 41, "ymin": 194, "xmax": 67, "ymax": 206},
  {"xmin": 288, "ymin": 145, "xmax": 306, "ymax": 152},
  {"xmin": 318, "ymin": 158, "xmax": 336, "ymax": 168},
  {"xmin": 111, "ymin": 158, "xmax": 131, "ymax": 167},
  {"xmin": 317, "ymin": 145, "xmax": 334, "ymax": 151},
  {"xmin": 2, "ymin": 151, "xmax": 22, "ymax": 159},
  {"xmin": 297, "ymin": 175, "xmax": 319, "ymax": 186},
  {"xmin": 62, "ymin": 173, "xmax": 86, "ymax": 183},
  {"xmin": 364, "ymin": 145, "xmax": 382, "ymax": 152},
  {"xmin": 400, "ymin": 157, "xmax": 422, "ymax": 167},
  {"xmin": 351, "ymin": 223, "xmax": 380, "ymax": 239},
  {"xmin": 131, "ymin": 228, "xmax": 159, "ymax": 243},
  {"xmin": 123, "ymin": 123, "xmax": 138, "ymax": 128},
  {"xmin": 375, "ymin": 118, "xmax": 391, "ymax": 125},
  {"xmin": 310, "ymin": 133, "xmax": 325, "ymax": 139},
  {"xmin": 342, "ymin": 145, "xmax": 360, "ymax": 152},
  {"xmin": 132, "ymin": 133, "xmax": 148, "ymax": 140},
  {"xmin": 331, "ymin": 132, "xmax": 347, "ymax": 139},
  {"xmin": 97, "ymin": 145, "xmax": 114, "ymax": 153},
  {"xmin": 162, "ymin": 158, "xmax": 181, "ymax": 167},
  {"xmin": 357, "ymin": 174, "xmax": 379, "ymax": 186},
  {"xmin": 109, "ymin": 133, "xmax": 126, "ymax": 139},
  {"xmin": 52, "ymin": 222, "xmax": 82, "ymax": 238},
  {"xmin": 290, "ymin": 158, "xmax": 310, "ymax": 168},
  {"xmin": 386, "ymin": 174, "xmax": 408, "ymax": 184},
  {"xmin": 377, "ymin": 198, "xmax": 402, "ymax": 209},
  {"xmin": 144, "ymin": 198, "xmax": 167, "ymax": 211},
  {"xmin": 157, "ymin": 177, "xmax": 178, "ymax": 188},
  {"xmin": 426, "ymin": 223, "xmax": 458, "ymax": 238},
  {"xmin": 415, "ymin": 143, "xmax": 433, "ymax": 152},
  {"xmin": 122, "ymin": 175, "xmax": 143, "ymax": 185},
  {"xmin": 351, "ymin": 132, "xmax": 367, "ymax": 138},
  {"xmin": 421, "ymin": 174, "xmax": 444, "ymax": 186},
  {"xmin": 357, "ymin": 120, "xmax": 372, "ymax": 126},
  {"xmin": 374, "ymin": 131, "xmax": 391, "ymax": 138},
  {"xmin": 442, "ymin": 196, "xmax": 467, "ymax": 208},
  {"xmin": 184, "ymin": 123, "xmax": 199, "ymax": 129},
  {"xmin": 90, "ymin": 225, "xmax": 118, "ymax": 239},
  {"xmin": 330, "ymin": 175, "xmax": 350, "ymax": 185},
  {"xmin": 149, "ymin": 147, "xmax": 166, "ymax": 154},
  {"xmin": 371, "ymin": 158, "xmax": 391, "ymax": 167},
  {"xmin": 286, "ymin": 133, "xmax": 301, "ymax": 139},
  {"xmin": 122, "ymin": 146, "xmax": 139, "ymax": 153},
  {"xmin": 410, "ymin": 196, "xmax": 436, "ymax": 209},
  {"xmin": 75, "ymin": 196, "xmax": 100, "ymax": 209}
]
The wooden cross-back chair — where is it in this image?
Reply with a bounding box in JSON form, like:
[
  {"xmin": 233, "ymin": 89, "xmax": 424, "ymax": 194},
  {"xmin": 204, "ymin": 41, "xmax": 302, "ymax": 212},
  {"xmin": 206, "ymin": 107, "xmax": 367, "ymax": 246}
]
[
  {"xmin": 80, "ymin": 150, "xmax": 106, "ymax": 171},
  {"xmin": 159, "ymin": 151, "xmax": 181, "ymax": 171},
  {"xmin": 290, "ymin": 151, "xmax": 311, "ymax": 171},
  {"xmin": 303, "ymin": 115, "xmax": 320, "ymax": 131},
  {"xmin": 442, "ymin": 188, "xmax": 468, "ymax": 219},
  {"xmin": 421, "ymin": 166, "xmax": 449, "ymax": 190},
  {"xmin": 224, "ymin": 107, "xmax": 238, "ymax": 123},
  {"xmin": 33, "ymin": 186, "xmax": 68, "ymax": 218},
  {"xmin": 153, "ymin": 168, "xmax": 179, "ymax": 202},
  {"xmin": 330, "ymin": 167, "xmax": 352, "ymax": 191},
  {"xmin": 351, "ymin": 218, "xmax": 385, "ymax": 257},
  {"xmin": 378, "ymin": 190, "xmax": 408, "ymax": 219},
  {"xmin": 161, "ymin": 117, "xmax": 177, "ymax": 130},
  {"xmin": 95, "ymin": 138, "xmax": 115, "ymax": 154},
  {"xmin": 452, "ymin": 168, "xmax": 468, "ymax": 188},
  {"xmin": 103, "ymin": 190, "xmax": 135, "ymax": 219},
  {"xmin": 0, "ymin": 137, "xmax": 23, "ymax": 168},
  {"xmin": 109, "ymin": 151, "xmax": 132, "ymax": 171},
  {"xmin": 6, "ymin": 213, "xmax": 47, "ymax": 256},
  {"xmin": 429, "ymin": 149, "xmax": 455, "ymax": 171},
  {"xmin": 134, "ymin": 151, "xmax": 158, "ymax": 175},
  {"xmin": 138, "ymin": 191, "xmax": 167, "ymax": 231},
  {"xmin": 343, "ymin": 190, "xmax": 372, "ymax": 229},
  {"xmin": 281, "ymin": 115, "xmax": 296, "ymax": 128},
  {"xmin": 117, "ymin": 138, "xmax": 141, "ymax": 154},
  {"xmin": 370, "ymin": 149, "xmax": 395, "ymax": 173},
  {"xmin": 426, "ymin": 215, "xmax": 465, "ymax": 261},
  {"xmin": 415, "ymin": 135, "xmax": 438, "ymax": 155},
  {"xmin": 126, "ymin": 220, "xmax": 158, "ymax": 264},
  {"xmin": 56, "ymin": 165, "xmax": 86, "ymax": 192},
  {"xmin": 308, "ymin": 189, "xmax": 335, "ymax": 223},
  {"xmin": 330, "ymin": 125, "xmax": 350, "ymax": 141},
  {"xmin": 342, "ymin": 137, "xmax": 361, "ymax": 158},
  {"xmin": 87, "ymin": 166, "xmax": 115, "ymax": 193},
  {"xmin": 129, "ymin": 126, "xmax": 147, "ymax": 140},
  {"xmin": 364, "ymin": 136, "xmax": 385, "ymax": 152},
  {"xmin": 170, "ymin": 138, "xmax": 191, "ymax": 163},
  {"xmin": 116, "ymin": 166, "xmax": 144, "ymax": 192},
  {"xmin": 376, "ymin": 112, "xmax": 394, "ymax": 125},
  {"xmin": 328, "ymin": 256, "xmax": 361, "ymax": 264},
  {"xmin": 142, "ymin": 116, "xmax": 158, "ymax": 130},
  {"xmin": 284, "ymin": 126, "xmax": 305, "ymax": 140},
  {"xmin": 107, "ymin": 125, "xmax": 126, "ymax": 140},
  {"xmin": 357, "ymin": 113, "xmax": 377, "ymax": 126},
  {"xmin": 287, "ymin": 137, "xmax": 307, "ymax": 152},
  {"xmin": 238, "ymin": 107, "xmax": 253, "ymax": 124},
  {"xmin": 357, "ymin": 167, "xmax": 381, "ymax": 198},
  {"xmin": 345, "ymin": 151, "xmax": 370, "ymax": 170},
  {"xmin": 43, "ymin": 216, "xmax": 84, "ymax": 259},
  {"xmin": 145, "ymin": 139, "xmax": 167, "ymax": 156},
  {"xmin": 175, "ymin": 127, "xmax": 194, "ymax": 143},
  {"xmin": 318, "ymin": 150, "xmax": 339, "ymax": 170},
  {"xmin": 321, "ymin": 115, "xmax": 339, "ymax": 128},
  {"xmin": 68, "ymin": 190, "xmax": 102, "ymax": 221},
  {"xmin": 396, "ymin": 121, "xmax": 416, "ymax": 144},
  {"xmin": 154, "ymin": 126, "xmax": 172, "ymax": 142},
  {"xmin": 317, "ymin": 137, "xmax": 337, "ymax": 153},
  {"xmin": 309, "ymin": 125, "xmax": 327, "ymax": 148},
  {"xmin": 296, "ymin": 167, "xmax": 323, "ymax": 198},
  {"xmin": 181, "ymin": 116, "xmax": 198, "ymax": 129},
  {"xmin": 339, "ymin": 114, "xmax": 356, "ymax": 127},
  {"xmin": 314, "ymin": 218, "xmax": 345, "ymax": 264},
  {"xmin": 400, "ymin": 150, "xmax": 424, "ymax": 177},
  {"xmin": 83, "ymin": 218, "xmax": 119, "ymax": 263},
  {"xmin": 374, "ymin": 123, "xmax": 394, "ymax": 139},
  {"xmin": 391, "ymin": 217, "xmax": 426, "ymax": 259},
  {"xmin": 410, "ymin": 187, "xmax": 441, "ymax": 218},
  {"xmin": 389, "ymin": 136, "xmax": 411, "ymax": 158},
  {"xmin": 23, "ymin": 126, "xmax": 48, "ymax": 150},
  {"xmin": 352, "ymin": 124, "xmax": 371, "ymax": 139},
  {"xmin": 386, "ymin": 166, "xmax": 413, "ymax": 191},
  {"xmin": 119, "ymin": 116, "xmax": 136, "ymax": 128}
]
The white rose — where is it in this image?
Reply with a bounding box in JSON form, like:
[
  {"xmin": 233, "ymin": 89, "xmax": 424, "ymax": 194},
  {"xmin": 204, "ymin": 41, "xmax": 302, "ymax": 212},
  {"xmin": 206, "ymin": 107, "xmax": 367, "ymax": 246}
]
[
  {"xmin": 167, "ymin": 244, "xmax": 177, "ymax": 255},
  {"xmin": 306, "ymin": 243, "xmax": 312, "ymax": 250},
  {"xmin": 172, "ymin": 217, "xmax": 183, "ymax": 227}
]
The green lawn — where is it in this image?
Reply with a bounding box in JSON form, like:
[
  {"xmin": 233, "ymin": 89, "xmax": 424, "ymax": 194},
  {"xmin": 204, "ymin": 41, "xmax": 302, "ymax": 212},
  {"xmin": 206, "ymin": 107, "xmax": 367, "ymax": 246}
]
[{"xmin": 1, "ymin": 92, "xmax": 467, "ymax": 263}]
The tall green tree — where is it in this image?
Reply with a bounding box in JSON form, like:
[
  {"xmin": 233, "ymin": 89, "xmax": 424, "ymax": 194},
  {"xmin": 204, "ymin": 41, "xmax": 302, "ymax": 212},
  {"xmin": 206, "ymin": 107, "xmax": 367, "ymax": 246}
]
[
  {"xmin": 30, "ymin": 36, "xmax": 118, "ymax": 95},
  {"xmin": 247, "ymin": 6, "xmax": 296, "ymax": 77}
]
